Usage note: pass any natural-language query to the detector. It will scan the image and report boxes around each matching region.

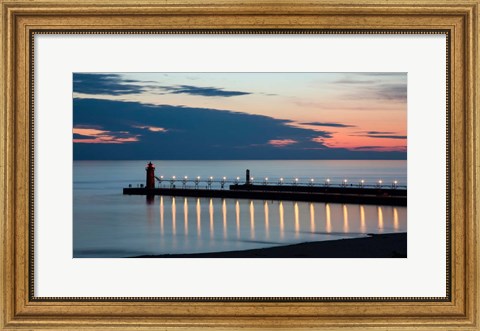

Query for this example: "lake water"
[73,160,407,258]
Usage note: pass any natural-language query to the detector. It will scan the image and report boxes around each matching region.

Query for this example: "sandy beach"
[134,232,407,258]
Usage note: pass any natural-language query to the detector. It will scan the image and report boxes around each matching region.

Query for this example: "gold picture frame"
[1,0,478,329]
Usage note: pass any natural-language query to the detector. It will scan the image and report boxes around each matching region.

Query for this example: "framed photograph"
[74,72,408,259]
[1,0,478,330]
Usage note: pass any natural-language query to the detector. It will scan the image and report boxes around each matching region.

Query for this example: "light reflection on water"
[343,204,349,233]
[250,200,255,239]
[74,195,407,257]
[326,203,332,233]
[196,198,201,237]
[265,201,270,238]
[160,196,164,235]
[378,206,384,233]
[184,198,188,235]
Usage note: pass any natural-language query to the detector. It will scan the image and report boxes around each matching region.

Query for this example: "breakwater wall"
[123,185,406,206]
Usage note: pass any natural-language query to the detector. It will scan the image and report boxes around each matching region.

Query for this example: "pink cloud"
[73,127,139,144]
[267,139,298,147]
[74,128,108,136]
[311,137,325,144]
[133,125,167,132]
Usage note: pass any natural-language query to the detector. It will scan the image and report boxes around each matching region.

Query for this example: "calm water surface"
[73,160,407,258]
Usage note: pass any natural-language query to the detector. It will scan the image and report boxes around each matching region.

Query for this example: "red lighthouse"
[145,162,155,189]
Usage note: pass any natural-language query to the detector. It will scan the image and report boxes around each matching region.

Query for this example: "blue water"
[73,160,407,257]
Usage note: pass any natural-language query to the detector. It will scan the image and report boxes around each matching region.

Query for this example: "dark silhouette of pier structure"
[123,163,407,206]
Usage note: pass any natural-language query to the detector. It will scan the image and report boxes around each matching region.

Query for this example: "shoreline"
[133,232,407,258]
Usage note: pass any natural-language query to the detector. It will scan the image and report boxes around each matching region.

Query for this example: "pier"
[122,163,407,206]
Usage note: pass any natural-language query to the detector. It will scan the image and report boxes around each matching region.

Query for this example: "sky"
[73,72,407,160]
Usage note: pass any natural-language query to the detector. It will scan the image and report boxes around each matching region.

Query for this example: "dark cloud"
[341,83,407,102]
[73,98,407,160]
[376,84,407,101]
[293,100,393,111]
[353,131,407,140]
[352,145,407,152]
[74,124,103,130]
[73,73,253,98]
[260,92,278,96]
[366,131,395,134]
[73,74,147,95]
[334,79,378,85]
[161,85,251,97]
[352,146,384,150]
[333,73,407,102]
[335,73,406,82]
[73,133,89,140]
[366,134,407,140]
[301,122,355,128]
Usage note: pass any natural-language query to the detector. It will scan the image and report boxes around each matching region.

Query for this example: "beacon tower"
[145,162,155,189]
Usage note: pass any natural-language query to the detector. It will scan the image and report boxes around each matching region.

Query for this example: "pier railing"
[127,176,407,190]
